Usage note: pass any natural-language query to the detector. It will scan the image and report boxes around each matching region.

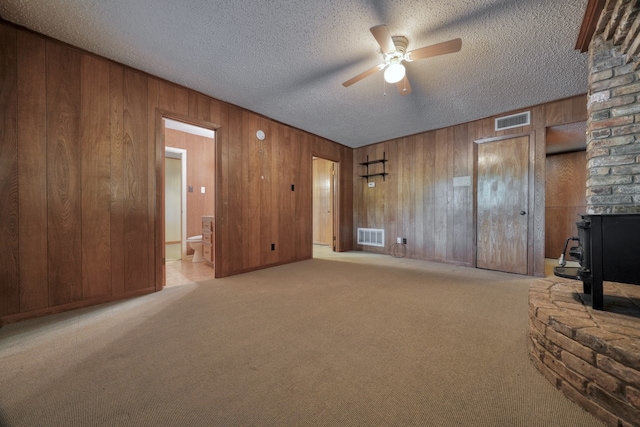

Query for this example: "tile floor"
[165,244,332,288]
[544,257,579,278]
[165,258,214,287]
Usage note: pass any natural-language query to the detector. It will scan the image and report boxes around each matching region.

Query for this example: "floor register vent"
[495,111,530,131]
[357,228,385,247]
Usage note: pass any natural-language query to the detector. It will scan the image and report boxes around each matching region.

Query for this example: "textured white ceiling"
[0,0,590,148]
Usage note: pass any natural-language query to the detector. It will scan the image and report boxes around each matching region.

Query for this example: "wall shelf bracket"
[359,152,388,182]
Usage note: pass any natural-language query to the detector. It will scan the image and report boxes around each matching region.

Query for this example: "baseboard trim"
[0,287,156,326]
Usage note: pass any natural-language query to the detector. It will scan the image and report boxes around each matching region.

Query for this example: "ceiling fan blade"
[370,24,396,54]
[396,75,412,96]
[407,38,462,61]
[342,64,385,87]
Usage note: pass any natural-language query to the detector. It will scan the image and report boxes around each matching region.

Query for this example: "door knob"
[520,210,526,215]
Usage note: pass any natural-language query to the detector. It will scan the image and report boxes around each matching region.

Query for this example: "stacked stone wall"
[528,279,640,427]
[587,35,640,214]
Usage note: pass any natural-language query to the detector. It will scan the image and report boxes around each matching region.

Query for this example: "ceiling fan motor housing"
[392,36,408,54]
[385,36,409,65]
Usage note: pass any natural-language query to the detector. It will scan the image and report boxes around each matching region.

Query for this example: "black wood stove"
[554,214,640,310]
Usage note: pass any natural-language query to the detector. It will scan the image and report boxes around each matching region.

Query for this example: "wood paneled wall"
[0,24,19,316]
[354,95,587,276]
[0,23,353,323]
[164,128,215,243]
[545,151,587,259]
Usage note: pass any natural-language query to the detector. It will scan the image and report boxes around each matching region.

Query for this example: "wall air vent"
[495,111,530,131]
[357,228,385,247]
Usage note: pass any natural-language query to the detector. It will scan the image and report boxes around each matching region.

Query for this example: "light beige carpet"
[0,248,604,426]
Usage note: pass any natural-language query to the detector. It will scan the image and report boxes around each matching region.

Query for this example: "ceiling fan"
[342,25,462,96]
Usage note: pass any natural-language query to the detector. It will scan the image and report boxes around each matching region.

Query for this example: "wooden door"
[313,158,334,246]
[477,136,529,274]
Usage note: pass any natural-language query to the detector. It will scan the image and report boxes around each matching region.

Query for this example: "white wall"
[165,157,182,242]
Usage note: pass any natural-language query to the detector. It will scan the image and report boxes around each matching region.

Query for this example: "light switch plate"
[368,182,375,188]
[201,187,206,193]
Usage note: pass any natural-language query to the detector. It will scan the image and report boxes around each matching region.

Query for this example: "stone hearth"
[528,278,640,426]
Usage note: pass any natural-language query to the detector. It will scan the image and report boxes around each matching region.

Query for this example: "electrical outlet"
[396,237,401,244]
[402,238,407,244]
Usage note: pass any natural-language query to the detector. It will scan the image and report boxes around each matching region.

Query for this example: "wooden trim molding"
[155,109,221,289]
[157,109,222,131]
[474,131,532,145]
[575,0,606,52]
[0,287,156,325]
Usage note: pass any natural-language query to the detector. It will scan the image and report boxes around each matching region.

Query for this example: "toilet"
[186,235,204,263]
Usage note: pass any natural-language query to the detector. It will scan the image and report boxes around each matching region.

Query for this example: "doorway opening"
[544,121,587,276]
[160,116,217,287]
[312,156,338,255]
[165,147,187,262]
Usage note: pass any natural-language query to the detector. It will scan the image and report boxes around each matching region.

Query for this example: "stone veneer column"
[587,34,640,214]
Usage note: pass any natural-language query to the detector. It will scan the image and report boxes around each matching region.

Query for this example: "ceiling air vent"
[495,111,530,131]
[357,228,385,247]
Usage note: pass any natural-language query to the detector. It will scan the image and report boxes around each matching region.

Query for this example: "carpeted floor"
[0,248,604,426]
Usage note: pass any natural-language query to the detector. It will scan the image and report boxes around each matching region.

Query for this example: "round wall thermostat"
[256,130,265,140]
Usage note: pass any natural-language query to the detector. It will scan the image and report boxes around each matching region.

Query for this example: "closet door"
[477,136,529,274]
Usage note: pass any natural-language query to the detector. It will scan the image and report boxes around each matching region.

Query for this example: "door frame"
[474,131,536,275]
[311,153,339,252]
[154,110,221,290]
[543,121,587,260]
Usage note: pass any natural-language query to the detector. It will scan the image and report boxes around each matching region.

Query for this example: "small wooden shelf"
[359,172,388,179]
[360,152,388,182]
[359,158,387,166]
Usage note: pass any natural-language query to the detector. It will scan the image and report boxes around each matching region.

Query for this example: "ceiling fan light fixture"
[342,25,461,94]
[384,62,405,84]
